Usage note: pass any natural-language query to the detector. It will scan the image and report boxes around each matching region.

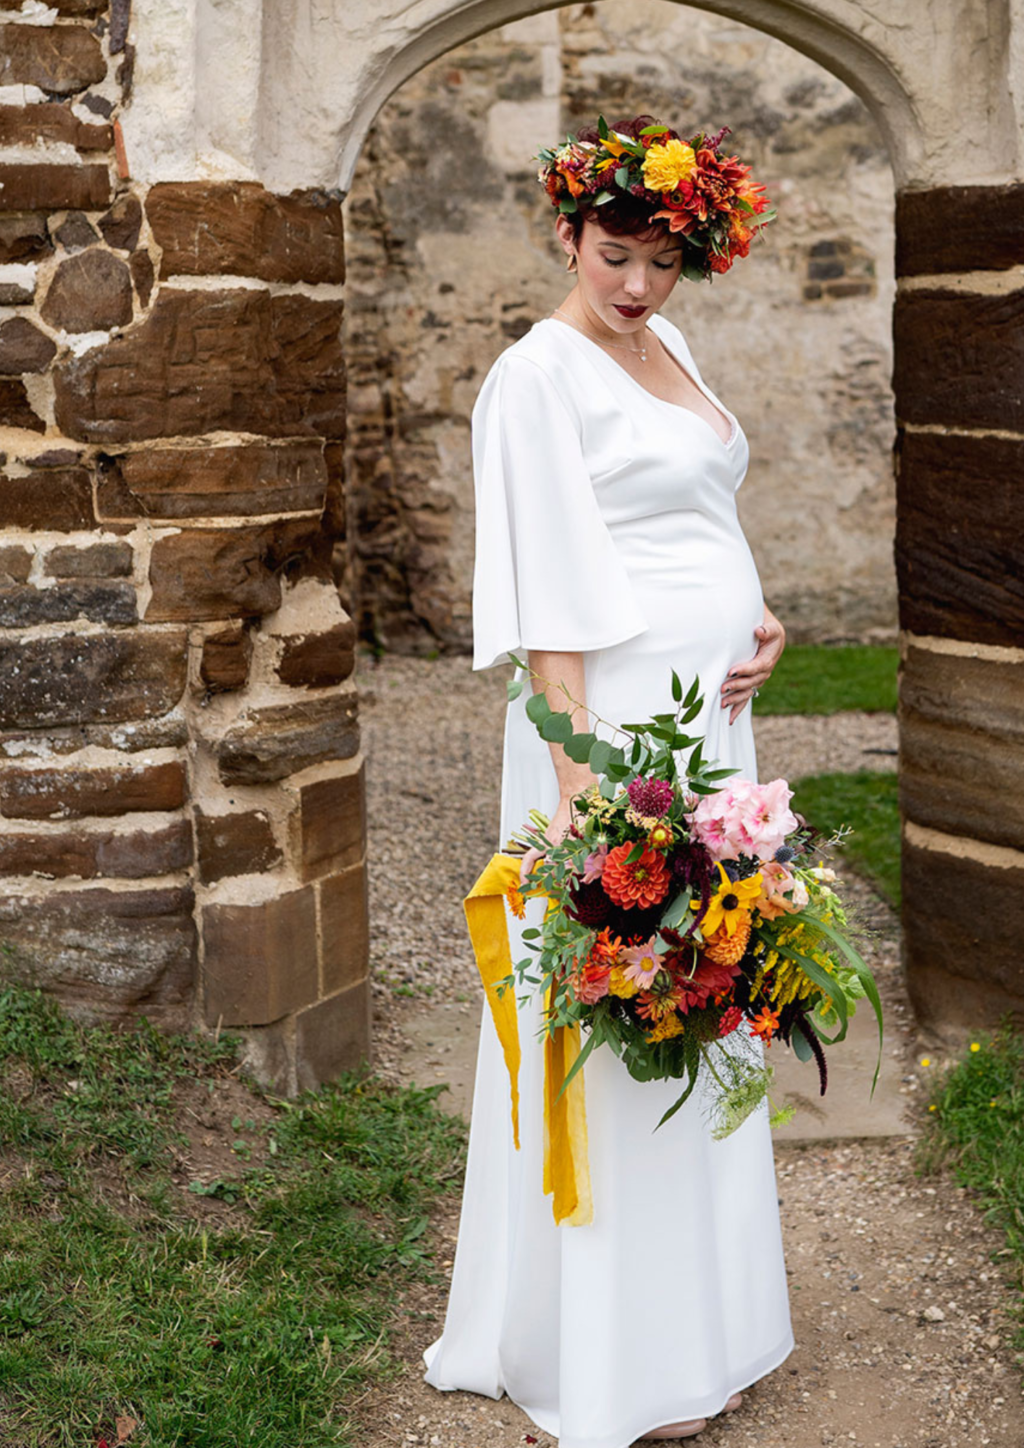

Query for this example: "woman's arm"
[518,648,595,884]
[719,603,787,724]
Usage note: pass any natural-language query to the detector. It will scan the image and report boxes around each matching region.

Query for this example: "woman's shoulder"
[474,320,585,418]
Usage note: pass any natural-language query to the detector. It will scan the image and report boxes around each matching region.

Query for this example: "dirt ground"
[352,655,1024,1448]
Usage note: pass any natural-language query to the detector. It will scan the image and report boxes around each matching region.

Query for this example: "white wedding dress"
[423,311,794,1448]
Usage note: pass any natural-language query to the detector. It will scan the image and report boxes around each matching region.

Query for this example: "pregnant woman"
[423,114,793,1446]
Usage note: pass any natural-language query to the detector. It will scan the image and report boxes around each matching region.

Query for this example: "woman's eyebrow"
[598,241,683,258]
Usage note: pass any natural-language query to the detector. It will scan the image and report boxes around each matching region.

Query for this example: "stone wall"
[0,1,369,1092]
[341,0,897,654]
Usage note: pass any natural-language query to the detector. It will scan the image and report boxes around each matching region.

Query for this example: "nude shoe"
[636,1420,707,1441]
[724,1392,743,1411]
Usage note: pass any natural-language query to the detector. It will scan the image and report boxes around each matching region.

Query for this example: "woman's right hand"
[519,794,576,885]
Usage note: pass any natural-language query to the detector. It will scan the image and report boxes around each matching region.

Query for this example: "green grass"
[0,983,466,1447]
[916,1025,1024,1354]
[753,643,898,716]
[791,770,901,907]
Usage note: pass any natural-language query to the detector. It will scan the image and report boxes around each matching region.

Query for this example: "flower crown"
[534,116,775,281]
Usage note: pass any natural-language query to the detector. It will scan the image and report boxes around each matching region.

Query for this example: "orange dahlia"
[602,843,670,910]
[703,914,751,965]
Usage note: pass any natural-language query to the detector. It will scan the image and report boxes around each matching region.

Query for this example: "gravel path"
[354,653,1024,1448]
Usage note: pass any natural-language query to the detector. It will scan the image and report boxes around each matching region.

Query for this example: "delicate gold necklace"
[551,306,649,363]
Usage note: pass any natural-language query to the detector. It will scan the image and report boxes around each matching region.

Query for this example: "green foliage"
[753,644,898,716]
[916,1024,1024,1354]
[791,771,901,907]
[0,984,465,1447]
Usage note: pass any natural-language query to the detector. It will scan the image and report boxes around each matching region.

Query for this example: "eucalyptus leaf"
[671,670,683,702]
[589,739,614,774]
[615,165,631,189]
[525,693,552,725]
[540,712,573,743]
[563,731,597,763]
[506,678,524,701]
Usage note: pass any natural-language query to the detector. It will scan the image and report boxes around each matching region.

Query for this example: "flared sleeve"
[471,352,648,671]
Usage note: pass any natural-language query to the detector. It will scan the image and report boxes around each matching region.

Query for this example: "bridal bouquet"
[501,662,883,1138]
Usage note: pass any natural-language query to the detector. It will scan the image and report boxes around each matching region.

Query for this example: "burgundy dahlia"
[627,776,674,819]
[566,878,612,928]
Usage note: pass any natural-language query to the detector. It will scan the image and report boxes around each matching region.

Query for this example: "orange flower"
[505,883,526,920]
[602,843,670,910]
[589,928,623,967]
[749,1004,780,1044]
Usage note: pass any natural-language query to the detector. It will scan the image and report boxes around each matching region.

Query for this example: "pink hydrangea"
[688,777,798,863]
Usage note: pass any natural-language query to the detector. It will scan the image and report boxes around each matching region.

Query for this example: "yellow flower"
[608,965,640,999]
[970,1042,980,1053]
[928,1104,937,1112]
[701,862,763,938]
[505,883,526,920]
[642,139,697,193]
[645,1013,686,1044]
[920,1057,931,1067]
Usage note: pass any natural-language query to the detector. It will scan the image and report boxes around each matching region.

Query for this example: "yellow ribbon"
[463,853,593,1226]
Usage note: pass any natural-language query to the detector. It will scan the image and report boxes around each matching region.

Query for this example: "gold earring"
[566,252,577,272]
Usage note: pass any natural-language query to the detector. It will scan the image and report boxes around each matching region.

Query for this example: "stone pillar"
[0,4,369,1091]
[894,183,1024,1034]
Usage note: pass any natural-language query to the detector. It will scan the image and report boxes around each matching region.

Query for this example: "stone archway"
[0,1,1020,1095]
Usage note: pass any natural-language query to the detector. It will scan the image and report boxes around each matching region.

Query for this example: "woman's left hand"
[720,606,786,724]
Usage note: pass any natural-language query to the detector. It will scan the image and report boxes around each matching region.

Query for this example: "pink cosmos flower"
[582,843,609,884]
[620,937,666,990]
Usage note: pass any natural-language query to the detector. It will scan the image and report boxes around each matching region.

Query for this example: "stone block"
[277,621,356,690]
[0,318,57,374]
[0,820,192,879]
[51,0,108,12]
[41,249,133,333]
[0,466,93,530]
[0,629,187,728]
[44,541,133,578]
[299,766,365,879]
[894,288,1024,432]
[145,181,345,284]
[129,249,153,306]
[0,883,196,1025]
[294,980,372,1093]
[145,518,320,623]
[53,289,346,442]
[0,546,32,582]
[195,808,282,885]
[896,184,1024,277]
[199,622,252,693]
[0,582,136,627]
[319,863,369,994]
[0,103,111,153]
[0,164,110,213]
[895,430,1024,647]
[96,443,328,521]
[54,211,99,251]
[0,379,44,432]
[98,194,141,251]
[216,693,359,786]
[0,760,187,819]
[0,23,106,95]
[202,887,318,1026]
[900,645,1024,852]
[903,834,1024,1031]
[0,212,51,264]
[0,281,34,305]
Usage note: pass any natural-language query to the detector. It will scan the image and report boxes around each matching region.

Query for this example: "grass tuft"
[754,643,897,716]
[791,770,901,907]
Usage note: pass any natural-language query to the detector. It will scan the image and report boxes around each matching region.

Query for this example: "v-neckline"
[541,314,738,449]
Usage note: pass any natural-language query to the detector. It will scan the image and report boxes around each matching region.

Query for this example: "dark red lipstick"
[614,304,647,318]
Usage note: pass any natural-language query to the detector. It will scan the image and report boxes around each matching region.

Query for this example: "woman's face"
[556,215,684,335]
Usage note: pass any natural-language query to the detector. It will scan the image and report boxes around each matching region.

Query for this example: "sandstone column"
[894,184,1024,1032]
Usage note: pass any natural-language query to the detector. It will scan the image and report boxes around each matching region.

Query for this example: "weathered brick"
[0,820,191,879]
[298,766,365,879]
[0,467,93,530]
[294,980,372,1092]
[199,622,252,693]
[98,194,141,251]
[319,863,369,994]
[203,887,318,1027]
[0,630,187,728]
[0,103,112,153]
[903,836,1024,1031]
[96,443,328,521]
[0,212,50,265]
[216,693,359,786]
[0,317,56,374]
[896,184,1024,277]
[0,582,136,627]
[0,23,106,94]
[0,884,196,1025]
[146,181,345,284]
[146,518,320,623]
[41,249,133,333]
[54,289,346,442]
[0,545,32,583]
[894,288,1024,432]
[195,809,282,885]
[0,760,187,819]
[0,164,110,213]
[895,430,1024,647]
[0,379,44,431]
[277,621,356,689]
[44,541,133,578]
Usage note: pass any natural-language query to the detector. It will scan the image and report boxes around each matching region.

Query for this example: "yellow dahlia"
[642,139,697,193]
[645,1013,686,1044]
[703,915,751,966]
[608,965,640,999]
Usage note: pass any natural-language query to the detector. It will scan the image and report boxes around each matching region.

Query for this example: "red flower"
[718,1005,743,1037]
[602,843,670,910]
